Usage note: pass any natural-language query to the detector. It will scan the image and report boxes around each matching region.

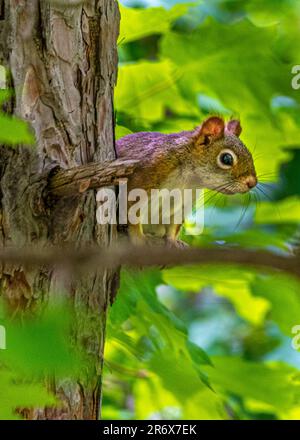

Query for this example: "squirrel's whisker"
[234,193,251,231]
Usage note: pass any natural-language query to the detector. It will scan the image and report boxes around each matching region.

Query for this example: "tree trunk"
[0,0,120,419]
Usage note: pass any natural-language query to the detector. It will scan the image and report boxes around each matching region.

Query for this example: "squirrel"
[116,116,257,247]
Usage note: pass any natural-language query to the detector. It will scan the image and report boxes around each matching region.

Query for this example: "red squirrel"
[116,116,257,246]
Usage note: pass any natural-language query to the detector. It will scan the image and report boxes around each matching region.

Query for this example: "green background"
[104,0,300,420]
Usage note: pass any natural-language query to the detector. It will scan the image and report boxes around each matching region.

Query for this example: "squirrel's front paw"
[164,237,189,249]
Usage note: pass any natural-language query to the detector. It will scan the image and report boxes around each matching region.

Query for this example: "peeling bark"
[0,0,120,419]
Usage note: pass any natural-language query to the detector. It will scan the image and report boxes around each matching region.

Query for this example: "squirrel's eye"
[217,150,237,169]
[221,153,233,166]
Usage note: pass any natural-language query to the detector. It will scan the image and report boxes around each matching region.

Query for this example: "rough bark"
[0,0,120,419]
[49,158,138,197]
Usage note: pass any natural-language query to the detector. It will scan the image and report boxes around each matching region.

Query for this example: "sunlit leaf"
[251,274,300,336]
[203,356,300,417]
[115,59,200,126]
[163,265,270,325]
[119,4,193,43]
[255,196,300,224]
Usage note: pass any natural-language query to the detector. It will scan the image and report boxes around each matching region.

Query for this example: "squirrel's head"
[192,116,257,194]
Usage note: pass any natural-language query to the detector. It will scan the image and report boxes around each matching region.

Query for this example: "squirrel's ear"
[226,120,242,137]
[195,116,225,145]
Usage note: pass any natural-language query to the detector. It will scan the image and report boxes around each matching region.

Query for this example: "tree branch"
[0,244,299,278]
[48,159,139,197]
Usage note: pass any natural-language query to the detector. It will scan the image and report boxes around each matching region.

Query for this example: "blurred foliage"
[103,0,300,420]
[0,90,35,146]
[0,300,85,419]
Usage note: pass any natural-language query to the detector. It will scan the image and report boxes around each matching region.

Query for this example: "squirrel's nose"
[245,175,257,189]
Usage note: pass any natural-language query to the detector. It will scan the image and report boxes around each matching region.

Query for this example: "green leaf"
[115,59,200,126]
[0,114,35,146]
[0,90,11,105]
[0,370,56,420]
[250,274,300,336]
[0,88,34,146]
[163,265,270,325]
[115,124,133,139]
[119,4,193,44]
[106,269,216,417]
[134,372,226,419]
[255,196,300,224]
[1,302,82,377]
[203,356,300,417]
[160,18,300,176]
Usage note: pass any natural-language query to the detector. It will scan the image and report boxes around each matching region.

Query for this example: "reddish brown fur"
[116,117,257,245]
